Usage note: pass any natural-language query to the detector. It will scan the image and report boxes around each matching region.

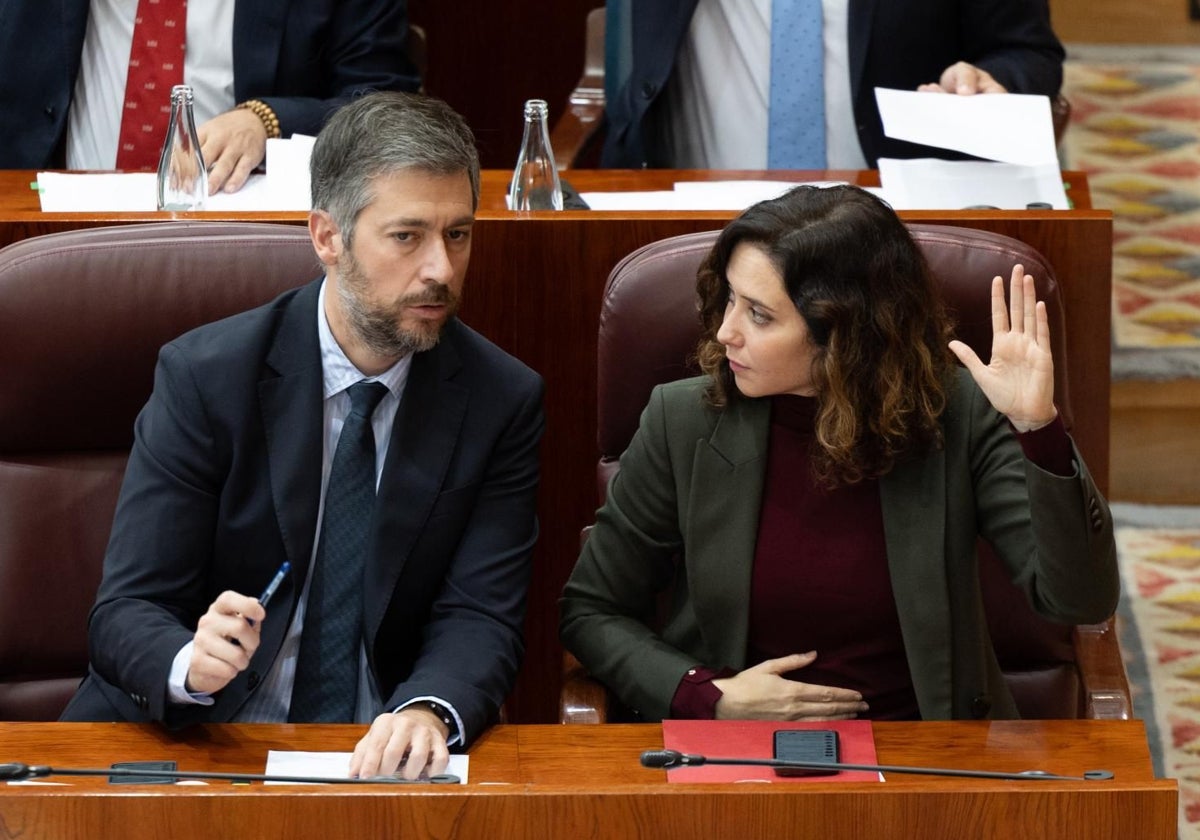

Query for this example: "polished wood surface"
[1111,378,1200,504]
[0,721,1176,839]
[0,170,1113,726]
[1050,0,1200,45]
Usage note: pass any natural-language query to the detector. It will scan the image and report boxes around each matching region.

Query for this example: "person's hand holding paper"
[917,61,1007,95]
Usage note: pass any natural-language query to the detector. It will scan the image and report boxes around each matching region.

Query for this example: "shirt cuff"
[396,696,464,747]
[670,666,734,719]
[167,641,215,706]
[1014,412,1074,477]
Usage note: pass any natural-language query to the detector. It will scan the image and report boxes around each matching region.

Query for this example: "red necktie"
[115,0,188,171]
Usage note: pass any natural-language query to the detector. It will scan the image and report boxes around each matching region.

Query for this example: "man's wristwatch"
[424,701,456,735]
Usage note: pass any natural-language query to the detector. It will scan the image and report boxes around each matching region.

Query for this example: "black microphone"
[638,749,1114,782]
[0,762,460,785]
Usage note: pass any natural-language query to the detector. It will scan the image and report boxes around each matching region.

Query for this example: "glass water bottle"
[509,99,563,211]
[156,85,208,211]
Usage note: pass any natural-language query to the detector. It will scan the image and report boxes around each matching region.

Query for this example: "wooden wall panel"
[1052,0,1200,44]
[408,2,599,169]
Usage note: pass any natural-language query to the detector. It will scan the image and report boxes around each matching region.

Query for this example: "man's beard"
[336,250,460,358]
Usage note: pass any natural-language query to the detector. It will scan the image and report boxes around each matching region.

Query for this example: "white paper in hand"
[874,88,1058,166]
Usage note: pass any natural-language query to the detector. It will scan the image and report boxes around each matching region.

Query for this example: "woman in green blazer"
[560,185,1118,723]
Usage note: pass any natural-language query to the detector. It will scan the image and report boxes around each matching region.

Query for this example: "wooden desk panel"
[0,721,1176,839]
[0,171,1113,726]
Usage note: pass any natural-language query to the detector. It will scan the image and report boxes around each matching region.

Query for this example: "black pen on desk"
[246,561,290,628]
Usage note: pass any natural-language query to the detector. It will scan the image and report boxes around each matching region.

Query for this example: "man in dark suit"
[60,92,544,781]
[603,0,1065,168]
[0,0,419,192]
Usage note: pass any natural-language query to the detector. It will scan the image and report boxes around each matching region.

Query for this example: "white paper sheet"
[264,750,469,785]
[263,134,316,210]
[36,172,158,212]
[575,190,682,211]
[874,88,1058,166]
[876,158,1069,210]
[579,179,846,212]
[34,172,285,212]
[34,135,316,212]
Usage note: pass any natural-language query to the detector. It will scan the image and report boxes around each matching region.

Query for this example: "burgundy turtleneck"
[670,394,1074,721]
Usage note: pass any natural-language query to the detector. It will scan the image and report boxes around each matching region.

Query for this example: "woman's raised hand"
[948,265,1057,432]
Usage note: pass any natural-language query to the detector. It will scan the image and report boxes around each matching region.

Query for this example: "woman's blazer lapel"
[684,398,769,669]
[879,449,954,717]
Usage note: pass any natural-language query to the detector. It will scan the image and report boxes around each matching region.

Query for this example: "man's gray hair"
[310,92,480,244]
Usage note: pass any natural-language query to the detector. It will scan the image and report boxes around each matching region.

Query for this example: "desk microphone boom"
[0,762,459,785]
[638,750,1114,782]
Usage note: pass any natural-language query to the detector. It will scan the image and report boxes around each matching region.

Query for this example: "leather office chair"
[549,6,1072,170]
[0,221,318,720]
[560,224,1130,724]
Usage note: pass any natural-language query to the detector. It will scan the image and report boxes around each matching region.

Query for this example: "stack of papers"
[874,88,1068,210]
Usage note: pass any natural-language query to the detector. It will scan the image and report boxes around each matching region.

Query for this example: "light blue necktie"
[768,0,826,169]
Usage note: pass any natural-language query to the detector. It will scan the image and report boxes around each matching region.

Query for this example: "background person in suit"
[60,92,545,781]
[0,0,419,193]
[560,185,1116,723]
[602,0,1065,169]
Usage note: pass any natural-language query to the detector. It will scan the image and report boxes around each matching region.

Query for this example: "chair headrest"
[0,222,318,452]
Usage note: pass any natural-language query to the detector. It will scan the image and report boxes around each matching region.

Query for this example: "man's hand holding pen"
[186,590,265,695]
[185,562,290,695]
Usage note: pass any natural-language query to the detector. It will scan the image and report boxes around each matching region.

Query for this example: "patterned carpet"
[1114,503,1200,837]
[1062,51,1200,377]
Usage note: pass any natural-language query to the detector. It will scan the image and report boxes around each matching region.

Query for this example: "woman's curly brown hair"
[696,185,955,487]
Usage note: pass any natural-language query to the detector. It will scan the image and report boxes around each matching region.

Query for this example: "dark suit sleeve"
[241,0,421,139]
[86,343,228,723]
[958,0,1064,96]
[380,374,545,744]
[559,385,699,721]
[964,379,1119,624]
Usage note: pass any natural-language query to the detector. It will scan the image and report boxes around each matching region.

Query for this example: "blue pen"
[244,562,291,630]
[258,561,291,608]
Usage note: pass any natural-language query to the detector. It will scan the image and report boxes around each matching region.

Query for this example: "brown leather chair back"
[596,225,1083,718]
[0,221,318,720]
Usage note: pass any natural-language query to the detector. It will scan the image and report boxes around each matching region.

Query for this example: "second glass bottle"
[510,99,563,211]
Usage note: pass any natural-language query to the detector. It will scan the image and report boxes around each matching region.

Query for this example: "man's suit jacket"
[0,0,419,168]
[60,279,544,744]
[560,372,1118,722]
[601,0,1066,168]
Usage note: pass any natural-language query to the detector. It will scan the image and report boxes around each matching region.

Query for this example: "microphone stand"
[0,762,460,785]
[639,750,1114,782]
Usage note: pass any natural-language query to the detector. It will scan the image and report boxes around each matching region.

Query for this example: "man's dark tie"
[289,380,390,723]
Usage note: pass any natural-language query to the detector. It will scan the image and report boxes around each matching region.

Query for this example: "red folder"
[660,719,880,783]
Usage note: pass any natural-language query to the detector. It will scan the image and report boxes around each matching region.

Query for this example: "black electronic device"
[772,729,840,777]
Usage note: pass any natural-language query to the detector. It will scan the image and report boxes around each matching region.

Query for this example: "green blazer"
[560,370,1118,721]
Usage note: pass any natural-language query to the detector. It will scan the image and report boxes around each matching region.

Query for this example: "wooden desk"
[0,721,1174,839]
[0,170,1114,725]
